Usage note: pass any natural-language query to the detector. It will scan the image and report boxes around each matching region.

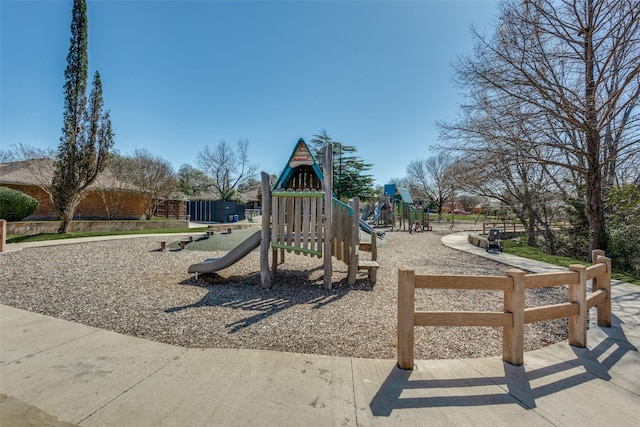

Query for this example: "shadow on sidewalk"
[370,317,637,416]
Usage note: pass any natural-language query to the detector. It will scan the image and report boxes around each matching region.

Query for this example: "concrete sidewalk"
[1,233,639,426]
[1,221,252,253]
[441,232,569,274]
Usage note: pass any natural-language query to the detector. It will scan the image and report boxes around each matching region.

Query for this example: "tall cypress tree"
[52,0,114,233]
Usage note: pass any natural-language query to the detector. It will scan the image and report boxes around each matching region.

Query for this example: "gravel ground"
[0,224,567,360]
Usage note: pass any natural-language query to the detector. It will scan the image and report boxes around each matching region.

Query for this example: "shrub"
[607,224,640,275]
[606,184,640,274]
[0,187,40,221]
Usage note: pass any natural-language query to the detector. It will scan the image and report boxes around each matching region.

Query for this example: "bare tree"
[96,155,135,219]
[440,0,640,255]
[0,150,14,163]
[455,146,566,250]
[457,194,480,214]
[197,139,258,202]
[6,144,57,203]
[406,153,455,218]
[124,149,178,220]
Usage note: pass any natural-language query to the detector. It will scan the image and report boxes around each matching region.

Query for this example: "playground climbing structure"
[260,139,379,290]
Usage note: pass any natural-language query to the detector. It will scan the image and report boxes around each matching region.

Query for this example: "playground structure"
[261,140,380,290]
[188,139,381,290]
[362,197,393,228]
[364,184,431,233]
[188,230,262,274]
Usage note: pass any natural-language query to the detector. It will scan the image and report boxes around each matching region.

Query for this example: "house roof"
[243,189,259,202]
[272,138,323,190]
[0,159,55,186]
[0,158,136,191]
[395,188,413,204]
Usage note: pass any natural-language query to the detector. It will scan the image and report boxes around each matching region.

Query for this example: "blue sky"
[1,0,499,186]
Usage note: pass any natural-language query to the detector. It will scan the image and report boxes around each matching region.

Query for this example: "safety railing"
[397,250,611,369]
[482,222,527,234]
[271,189,324,257]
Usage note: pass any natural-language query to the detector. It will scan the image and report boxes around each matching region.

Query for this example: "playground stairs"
[357,236,380,284]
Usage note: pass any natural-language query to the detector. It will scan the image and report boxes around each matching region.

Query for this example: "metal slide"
[370,204,383,222]
[187,230,262,274]
[359,219,386,238]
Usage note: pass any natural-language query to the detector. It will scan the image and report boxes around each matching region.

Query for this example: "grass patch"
[502,240,588,267]
[503,240,640,286]
[6,228,207,244]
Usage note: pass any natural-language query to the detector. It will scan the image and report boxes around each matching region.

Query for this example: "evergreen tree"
[308,129,334,169]
[52,0,114,233]
[309,130,375,201]
[177,164,214,197]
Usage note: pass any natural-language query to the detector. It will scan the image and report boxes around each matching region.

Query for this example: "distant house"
[0,159,184,220]
[243,189,260,211]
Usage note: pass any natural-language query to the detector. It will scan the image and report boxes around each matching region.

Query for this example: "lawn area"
[502,240,640,286]
[6,227,207,244]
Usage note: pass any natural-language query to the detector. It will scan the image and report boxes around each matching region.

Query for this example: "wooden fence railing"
[397,250,611,369]
[482,222,527,234]
[481,222,567,235]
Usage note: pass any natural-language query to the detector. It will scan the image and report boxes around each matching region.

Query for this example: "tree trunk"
[543,224,558,255]
[526,210,536,247]
[585,161,607,255]
[583,0,607,258]
[57,208,75,233]
[56,194,83,233]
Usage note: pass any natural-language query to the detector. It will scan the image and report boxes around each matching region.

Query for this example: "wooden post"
[397,267,415,370]
[260,172,272,288]
[323,144,333,290]
[592,249,611,327]
[568,264,587,347]
[348,198,359,286]
[272,248,278,275]
[369,231,378,283]
[0,219,6,253]
[503,269,525,365]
